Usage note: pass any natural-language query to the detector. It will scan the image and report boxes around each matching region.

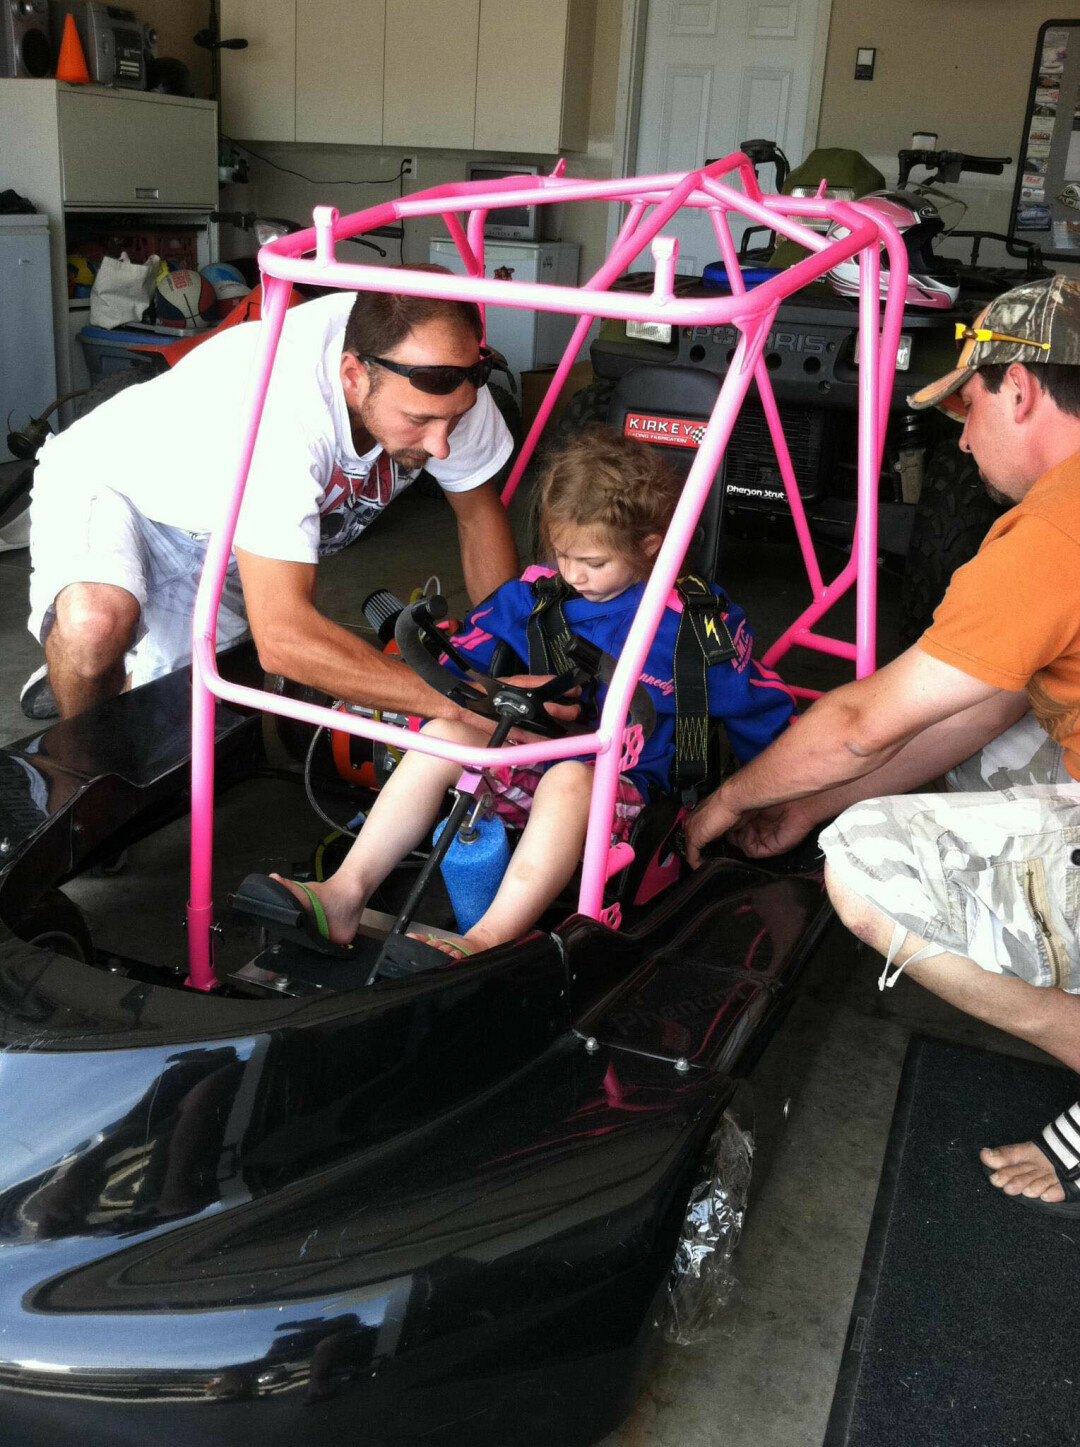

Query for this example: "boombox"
[0,0,51,78]
[48,1,146,87]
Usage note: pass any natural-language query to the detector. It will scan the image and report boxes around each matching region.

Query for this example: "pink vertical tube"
[854,242,880,678]
[186,274,293,989]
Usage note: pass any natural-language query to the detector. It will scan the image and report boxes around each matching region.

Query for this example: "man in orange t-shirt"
[685,274,1080,1219]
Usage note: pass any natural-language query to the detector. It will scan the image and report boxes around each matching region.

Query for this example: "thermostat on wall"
[855,47,876,80]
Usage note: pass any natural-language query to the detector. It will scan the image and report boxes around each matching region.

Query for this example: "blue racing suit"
[447,571,795,799]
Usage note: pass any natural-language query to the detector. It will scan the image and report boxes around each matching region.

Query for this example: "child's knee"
[420,716,477,744]
[538,760,593,802]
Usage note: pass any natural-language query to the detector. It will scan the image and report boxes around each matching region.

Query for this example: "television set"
[465,162,544,241]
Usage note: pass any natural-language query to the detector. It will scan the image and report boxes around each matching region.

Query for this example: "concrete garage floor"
[0,473,1047,1447]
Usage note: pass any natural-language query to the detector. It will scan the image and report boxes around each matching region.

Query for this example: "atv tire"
[555,379,615,439]
[899,440,1006,648]
[16,888,95,963]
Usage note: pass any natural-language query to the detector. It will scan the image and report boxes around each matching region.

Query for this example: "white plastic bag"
[90,251,160,328]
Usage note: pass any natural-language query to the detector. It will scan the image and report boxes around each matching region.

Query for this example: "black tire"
[899,441,1007,647]
[555,378,615,440]
[0,463,34,530]
[15,888,94,963]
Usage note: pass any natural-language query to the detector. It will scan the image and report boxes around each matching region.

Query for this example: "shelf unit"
[0,81,218,420]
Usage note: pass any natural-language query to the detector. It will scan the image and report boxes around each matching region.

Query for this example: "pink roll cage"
[186,153,907,991]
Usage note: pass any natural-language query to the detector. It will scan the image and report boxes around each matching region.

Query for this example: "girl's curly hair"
[535,425,681,574]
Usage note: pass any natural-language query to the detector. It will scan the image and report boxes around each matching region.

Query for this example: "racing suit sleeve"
[441,580,532,679]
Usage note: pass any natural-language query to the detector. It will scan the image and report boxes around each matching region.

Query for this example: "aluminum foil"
[664,1110,754,1346]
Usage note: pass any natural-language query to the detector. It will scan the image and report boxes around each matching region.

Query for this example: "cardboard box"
[520,360,594,436]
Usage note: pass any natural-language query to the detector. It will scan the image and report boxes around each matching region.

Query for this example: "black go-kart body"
[564,264,1022,642]
[0,641,831,1445]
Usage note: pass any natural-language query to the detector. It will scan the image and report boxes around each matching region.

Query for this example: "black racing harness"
[525,572,736,803]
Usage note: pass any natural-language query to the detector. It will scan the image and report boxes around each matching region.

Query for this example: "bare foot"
[979,1140,1065,1204]
[270,873,365,947]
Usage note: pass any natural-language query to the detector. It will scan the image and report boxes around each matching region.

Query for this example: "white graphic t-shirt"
[36,292,513,563]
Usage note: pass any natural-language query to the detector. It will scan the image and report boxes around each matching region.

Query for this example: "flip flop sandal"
[231,873,358,959]
[993,1101,1080,1219]
[377,933,474,979]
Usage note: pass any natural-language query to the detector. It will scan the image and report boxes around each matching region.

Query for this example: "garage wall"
[817,0,1080,258]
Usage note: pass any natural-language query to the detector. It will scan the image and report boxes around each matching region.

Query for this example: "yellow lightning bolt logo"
[704,616,718,642]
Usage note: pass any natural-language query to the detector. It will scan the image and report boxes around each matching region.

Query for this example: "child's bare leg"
[460,761,593,954]
[273,717,490,944]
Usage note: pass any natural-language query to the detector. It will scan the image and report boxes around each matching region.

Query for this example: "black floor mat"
[824,1034,1080,1447]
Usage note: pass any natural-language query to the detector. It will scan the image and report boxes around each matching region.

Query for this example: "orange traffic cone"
[56,13,91,84]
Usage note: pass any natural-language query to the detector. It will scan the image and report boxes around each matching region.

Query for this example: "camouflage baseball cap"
[908,273,1080,420]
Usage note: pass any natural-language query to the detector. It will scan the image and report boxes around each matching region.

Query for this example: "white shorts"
[28,484,249,688]
[820,713,1080,992]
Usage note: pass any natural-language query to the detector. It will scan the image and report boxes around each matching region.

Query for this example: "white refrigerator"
[428,239,580,391]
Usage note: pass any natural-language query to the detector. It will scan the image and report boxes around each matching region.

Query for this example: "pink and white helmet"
[826,191,960,310]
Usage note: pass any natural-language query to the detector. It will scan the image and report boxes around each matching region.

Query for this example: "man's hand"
[728,800,816,859]
[498,673,581,741]
[684,787,743,868]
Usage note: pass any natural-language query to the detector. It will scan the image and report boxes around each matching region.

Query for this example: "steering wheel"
[394,597,656,742]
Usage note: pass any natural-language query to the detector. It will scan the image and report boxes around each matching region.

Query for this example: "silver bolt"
[584,1036,599,1054]
[675,1057,690,1074]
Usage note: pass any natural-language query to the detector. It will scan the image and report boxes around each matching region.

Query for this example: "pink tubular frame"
[186,156,907,990]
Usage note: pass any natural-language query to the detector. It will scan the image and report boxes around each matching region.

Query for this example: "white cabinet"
[383,0,478,149]
[0,82,217,420]
[57,89,217,208]
[296,0,384,145]
[220,0,295,144]
[221,0,594,153]
[223,0,384,146]
[474,0,591,155]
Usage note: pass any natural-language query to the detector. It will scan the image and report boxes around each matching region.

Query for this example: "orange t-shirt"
[919,449,1080,780]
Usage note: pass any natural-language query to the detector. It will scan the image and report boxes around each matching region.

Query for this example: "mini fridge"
[1,214,56,461]
[0,213,56,551]
[428,239,580,391]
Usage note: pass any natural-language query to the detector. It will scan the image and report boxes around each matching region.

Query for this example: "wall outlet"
[401,155,416,181]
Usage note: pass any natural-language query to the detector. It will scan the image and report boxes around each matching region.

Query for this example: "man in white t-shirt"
[25,278,518,721]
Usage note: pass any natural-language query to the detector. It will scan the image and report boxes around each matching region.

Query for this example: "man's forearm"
[720,692,903,813]
[458,512,518,604]
[260,605,466,719]
[764,688,1032,826]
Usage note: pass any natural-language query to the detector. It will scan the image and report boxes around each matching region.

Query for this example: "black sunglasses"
[360,345,499,395]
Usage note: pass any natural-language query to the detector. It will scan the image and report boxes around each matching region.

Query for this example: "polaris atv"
[558,142,1049,646]
[0,158,903,1445]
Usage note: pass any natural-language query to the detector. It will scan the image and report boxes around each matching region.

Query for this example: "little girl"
[269,426,795,959]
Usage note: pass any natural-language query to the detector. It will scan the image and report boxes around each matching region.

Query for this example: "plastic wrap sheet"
[664,1109,754,1346]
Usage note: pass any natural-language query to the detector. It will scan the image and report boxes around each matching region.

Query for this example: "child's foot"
[406,924,502,962]
[270,873,365,947]
[407,932,473,962]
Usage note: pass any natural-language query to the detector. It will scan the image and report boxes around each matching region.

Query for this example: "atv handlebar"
[897,148,1012,187]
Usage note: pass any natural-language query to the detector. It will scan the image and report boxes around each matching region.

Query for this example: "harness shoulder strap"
[671,575,737,803]
[526,574,579,675]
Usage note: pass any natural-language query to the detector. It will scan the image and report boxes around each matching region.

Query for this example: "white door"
[631,0,831,272]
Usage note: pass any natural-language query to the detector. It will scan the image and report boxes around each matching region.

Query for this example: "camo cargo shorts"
[819,712,1080,992]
